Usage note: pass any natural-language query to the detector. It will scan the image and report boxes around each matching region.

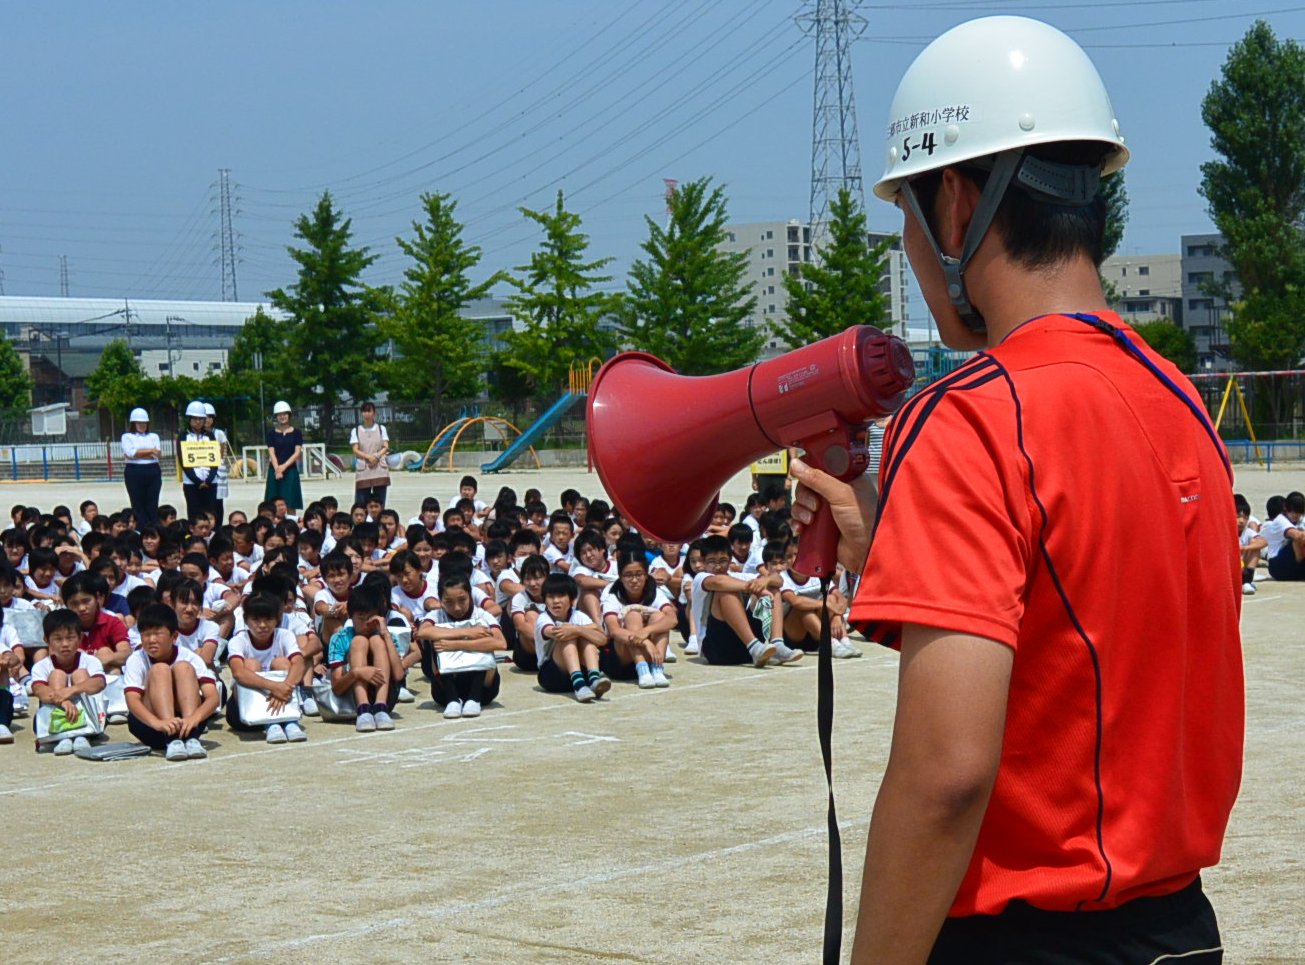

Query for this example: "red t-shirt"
[852,312,1244,916]
[80,609,129,655]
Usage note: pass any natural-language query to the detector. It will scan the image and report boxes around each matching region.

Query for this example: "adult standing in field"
[121,406,162,528]
[265,400,304,513]
[180,400,220,524]
[350,401,390,508]
[791,17,1242,964]
[204,402,231,525]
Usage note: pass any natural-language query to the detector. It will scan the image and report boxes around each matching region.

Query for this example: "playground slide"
[481,391,584,473]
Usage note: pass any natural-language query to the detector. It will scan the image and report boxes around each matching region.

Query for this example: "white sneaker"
[373,710,395,730]
[651,666,671,688]
[299,688,319,716]
[12,692,29,717]
[771,640,804,664]
[184,737,207,759]
[663,647,677,663]
[396,685,415,703]
[355,712,376,733]
[1242,582,1256,596]
[0,724,13,744]
[443,700,463,719]
[460,699,481,718]
[284,721,307,742]
[747,639,777,668]
[53,737,74,755]
[107,712,127,725]
[683,635,700,656]
[637,668,656,689]
[265,724,287,744]
[573,685,596,703]
[72,736,91,753]
[165,739,187,762]
[831,639,861,659]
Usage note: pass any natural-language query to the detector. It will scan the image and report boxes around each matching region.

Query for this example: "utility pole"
[59,255,70,297]
[0,244,6,295]
[217,168,239,301]
[799,0,867,248]
[165,315,184,375]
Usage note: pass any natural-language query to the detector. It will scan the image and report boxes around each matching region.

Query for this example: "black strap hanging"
[818,574,843,964]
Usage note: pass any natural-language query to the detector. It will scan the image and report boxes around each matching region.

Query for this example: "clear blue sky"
[3,0,1303,318]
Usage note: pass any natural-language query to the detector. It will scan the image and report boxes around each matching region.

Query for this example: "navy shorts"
[128,711,206,751]
[1268,545,1305,581]
[598,645,638,681]
[536,658,572,693]
[702,613,763,665]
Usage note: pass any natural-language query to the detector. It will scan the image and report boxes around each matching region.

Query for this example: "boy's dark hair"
[182,536,208,555]
[446,530,477,555]
[127,585,157,616]
[548,511,573,532]
[242,593,283,622]
[762,539,788,566]
[330,512,353,530]
[206,535,234,560]
[232,522,255,544]
[524,500,547,518]
[572,529,605,556]
[439,552,473,579]
[719,502,737,522]
[459,474,477,491]
[559,488,581,509]
[350,502,368,516]
[273,520,299,543]
[81,532,108,559]
[420,496,441,514]
[43,608,82,640]
[60,571,97,602]
[761,481,787,504]
[297,528,324,551]
[379,508,400,526]
[28,547,58,572]
[759,511,792,543]
[1266,495,1285,519]
[1233,493,1251,517]
[266,543,300,569]
[320,551,353,576]
[257,500,276,517]
[251,572,294,602]
[485,520,512,542]
[89,556,120,582]
[454,497,477,515]
[157,541,182,562]
[442,507,464,528]
[519,554,549,581]
[728,523,753,546]
[172,578,205,606]
[437,570,473,597]
[744,492,763,511]
[346,584,387,619]
[701,535,731,557]
[137,603,179,634]
[542,572,579,601]
[509,529,541,554]
[1287,493,1305,515]
[913,141,1112,271]
[155,569,187,600]
[181,551,210,574]
[320,495,339,513]
[20,506,41,526]
[0,565,18,588]
[484,538,509,562]
[158,504,178,521]
[429,533,450,554]
[250,517,274,541]
[354,521,380,544]
[79,499,97,515]
[389,550,422,576]
[615,532,646,558]
[360,570,391,598]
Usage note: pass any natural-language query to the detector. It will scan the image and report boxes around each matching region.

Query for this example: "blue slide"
[481,392,584,473]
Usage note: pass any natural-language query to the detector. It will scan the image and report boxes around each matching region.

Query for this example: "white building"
[1101,253,1182,325]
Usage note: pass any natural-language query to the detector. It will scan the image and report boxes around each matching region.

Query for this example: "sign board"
[179,440,222,469]
[751,450,788,475]
[28,403,68,437]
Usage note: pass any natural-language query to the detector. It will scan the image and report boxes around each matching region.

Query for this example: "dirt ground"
[1,466,1302,963]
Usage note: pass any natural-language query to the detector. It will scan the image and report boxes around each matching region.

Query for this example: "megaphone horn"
[588,325,914,578]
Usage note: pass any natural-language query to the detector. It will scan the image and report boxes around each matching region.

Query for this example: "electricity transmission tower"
[799,0,867,245]
[59,255,70,297]
[216,168,240,301]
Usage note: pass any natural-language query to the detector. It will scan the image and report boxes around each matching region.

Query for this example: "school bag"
[33,693,107,747]
[311,678,357,722]
[233,669,302,727]
[75,741,153,761]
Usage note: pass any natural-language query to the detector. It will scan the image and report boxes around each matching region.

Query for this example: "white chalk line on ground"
[1,657,872,798]
[197,815,868,962]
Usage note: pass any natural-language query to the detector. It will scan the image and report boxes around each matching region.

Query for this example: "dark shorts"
[128,711,206,751]
[929,877,1222,964]
[702,613,762,665]
[434,668,501,705]
[537,658,572,694]
[509,617,539,672]
[598,645,638,681]
[1268,545,1305,581]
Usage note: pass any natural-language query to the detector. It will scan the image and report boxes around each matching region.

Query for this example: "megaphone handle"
[794,502,840,580]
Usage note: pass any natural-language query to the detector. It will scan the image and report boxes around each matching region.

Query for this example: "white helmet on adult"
[203,402,216,417]
[185,400,207,419]
[874,17,1128,329]
[273,400,291,415]
[128,407,149,424]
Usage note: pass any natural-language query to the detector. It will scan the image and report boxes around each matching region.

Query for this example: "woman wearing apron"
[350,401,391,508]
[121,406,162,528]
[265,400,304,512]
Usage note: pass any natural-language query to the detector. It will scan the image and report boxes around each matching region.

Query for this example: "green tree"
[779,187,894,348]
[1200,20,1305,370]
[621,177,763,373]
[0,337,34,412]
[502,190,619,397]
[1133,319,1198,374]
[266,191,387,444]
[386,192,503,404]
[84,339,146,418]
[1099,171,1129,304]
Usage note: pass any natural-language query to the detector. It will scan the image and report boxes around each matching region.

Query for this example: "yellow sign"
[751,450,788,474]
[180,440,221,469]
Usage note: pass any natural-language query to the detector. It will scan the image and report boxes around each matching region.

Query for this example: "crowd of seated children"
[1258,491,1305,584]
[0,471,914,755]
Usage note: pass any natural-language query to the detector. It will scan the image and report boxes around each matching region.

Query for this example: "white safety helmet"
[273,400,292,415]
[874,16,1127,201]
[203,402,216,417]
[128,407,149,424]
[185,400,207,419]
[874,17,1129,332]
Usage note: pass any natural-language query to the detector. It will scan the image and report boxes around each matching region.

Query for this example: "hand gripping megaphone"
[587,325,915,579]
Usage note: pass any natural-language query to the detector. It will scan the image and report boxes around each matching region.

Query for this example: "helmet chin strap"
[898,148,1025,333]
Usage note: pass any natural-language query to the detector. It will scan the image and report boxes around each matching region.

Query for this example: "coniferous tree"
[622,177,763,374]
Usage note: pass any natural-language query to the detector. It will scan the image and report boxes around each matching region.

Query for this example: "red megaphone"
[587,326,914,579]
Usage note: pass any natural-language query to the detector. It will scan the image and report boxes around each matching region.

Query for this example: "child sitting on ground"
[171,578,223,670]
[543,512,574,574]
[508,554,550,671]
[388,549,438,626]
[123,603,219,761]
[535,572,610,703]
[226,592,306,744]
[0,608,25,742]
[415,572,504,720]
[694,535,799,668]
[24,548,60,608]
[601,550,677,689]
[773,541,861,658]
[30,609,107,755]
[59,572,131,672]
[570,529,618,624]
[327,585,401,733]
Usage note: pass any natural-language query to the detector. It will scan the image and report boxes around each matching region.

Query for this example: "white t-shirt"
[689,571,715,636]
[494,567,519,606]
[510,590,548,618]
[121,431,162,465]
[31,651,106,687]
[349,424,389,446]
[226,627,301,672]
[392,579,438,618]
[534,608,595,665]
[780,570,822,614]
[572,558,618,588]
[123,645,214,695]
[428,607,497,631]
[1261,513,1297,561]
[177,618,222,656]
[600,586,674,623]
[543,543,572,572]
[0,623,20,655]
